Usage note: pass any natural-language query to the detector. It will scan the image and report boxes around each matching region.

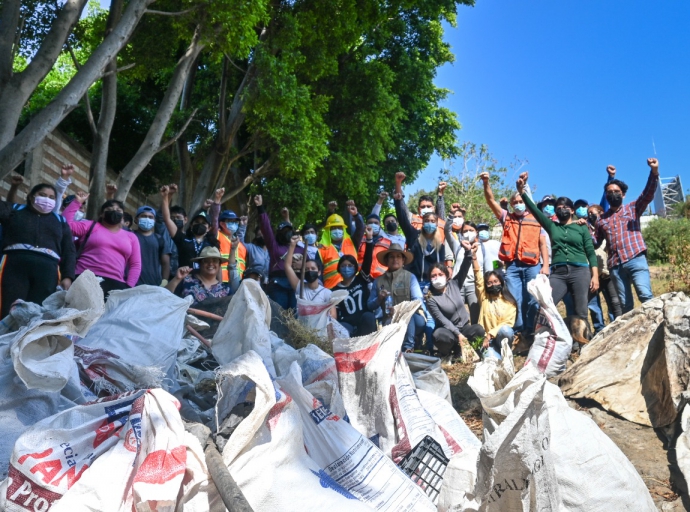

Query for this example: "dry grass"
[278,308,334,355]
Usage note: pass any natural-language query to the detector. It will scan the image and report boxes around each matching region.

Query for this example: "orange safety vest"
[498,213,541,265]
[358,237,391,279]
[319,238,357,289]
[411,215,446,244]
[219,232,247,282]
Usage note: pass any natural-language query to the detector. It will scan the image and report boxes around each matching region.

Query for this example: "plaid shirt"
[596,172,658,268]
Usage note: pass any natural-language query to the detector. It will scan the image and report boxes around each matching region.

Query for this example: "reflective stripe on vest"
[319,238,356,289]
[499,213,541,265]
[357,237,390,279]
[219,233,247,281]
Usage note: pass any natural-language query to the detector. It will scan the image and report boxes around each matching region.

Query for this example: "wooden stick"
[186,324,212,348]
[188,308,224,322]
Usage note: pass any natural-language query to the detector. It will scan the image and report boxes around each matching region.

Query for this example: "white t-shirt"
[296,283,332,302]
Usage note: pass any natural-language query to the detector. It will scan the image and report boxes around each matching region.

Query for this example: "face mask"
[513,203,526,215]
[367,223,380,236]
[431,276,447,289]
[191,223,208,236]
[588,213,598,225]
[462,231,476,243]
[606,192,623,208]
[423,222,437,234]
[452,217,464,228]
[542,205,555,216]
[304,233,317,245]
[34,196,55,214]
[555,208,571,222]
[225,222,239,233]
[331,228,344,241]
[278,230,293,245]
[138,218,155,231]
[174,219,184,230]
[74,210,86,221]
[487,284,502,295]
[478,230,490,242]
[103,210,123,226]
[340,266,356,279]
[575,207,588,219]
[254,235,265,247]
[304,270,320,283]
[385,220,397,233]
[420,206,433,216]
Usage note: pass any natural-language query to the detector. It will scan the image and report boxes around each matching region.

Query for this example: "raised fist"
[379,191,389,201]
[203,199,213,210]
[328,201,338,212]
[395,172,406,184]
[290,235,300,246]
[240,215,248,225]
[10,175,24,186]
[606,165,616,177]
[75,191,90,204]
[393,192,403,201]
[176,266,192,280]
[347,200,358,216]
[160,185,170,198]
[254,195,263,206]
[365,225,374,239]
[106,183,117,198]
[438,181,447,194]
[168,184,179,195]
[647,158,659,173]
[60,164,74,179]
[214,187,225,203]
[281,207,290,219]
[451,202,462,212]
[479,172,490,184]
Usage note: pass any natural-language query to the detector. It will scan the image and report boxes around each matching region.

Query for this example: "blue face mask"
[478,230,490,242]
[138,218,155,231]
[331,228,344,241]
[513,203,526,214]
[542,205,555,216]
[225,222,239,233]
[340,266,356,279]
[575,207,588,219]
[423,222,437,234]
[304,233,317,245]
[367,223,380,236]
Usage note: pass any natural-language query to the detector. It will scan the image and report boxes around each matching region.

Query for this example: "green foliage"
[407,142,522,228]
[643,217,690,264]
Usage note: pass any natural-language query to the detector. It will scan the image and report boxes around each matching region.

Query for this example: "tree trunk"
[87,0,123,220]
[0,0,89,152]
[0,0,155,177]
[175,53,199,211]
[114,28,204,202]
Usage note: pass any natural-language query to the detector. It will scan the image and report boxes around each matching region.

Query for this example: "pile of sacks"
[0,272,664,511]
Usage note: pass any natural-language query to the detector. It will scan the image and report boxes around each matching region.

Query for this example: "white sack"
[212,280,276,377]
[436,446,481,512]
[676,402,690,491]
[297,289,349,339]
[216,351,371,512]
[277,361,435,511]
[404,352,452,404]
[524,274,572,377]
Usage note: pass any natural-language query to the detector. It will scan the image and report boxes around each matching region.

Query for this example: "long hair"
[27,183,57,204]
[417,212,443,253]
[426,262,449,299]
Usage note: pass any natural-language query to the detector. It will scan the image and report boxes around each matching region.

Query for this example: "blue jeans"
[610,253,653,314]
[404,313,426,351]
[504,261,541,334]
[484,325,514,360]
[267,276,297,311]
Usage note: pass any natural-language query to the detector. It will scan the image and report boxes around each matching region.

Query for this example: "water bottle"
[385,295,394,316]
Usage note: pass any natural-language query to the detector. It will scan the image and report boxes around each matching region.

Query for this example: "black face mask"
[103,210,123,226]
[606,192,623,208]
[191,223,208,236]
[487,284,502,295]
[174,219,184,230]
[555,208,571,222]
[254,236,265,247]
[385,221,397,233]
[277,230,293,245]
[304,270,320,283]
[588,213,598,225]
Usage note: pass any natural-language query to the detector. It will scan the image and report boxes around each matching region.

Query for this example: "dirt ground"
[445,355,689,511]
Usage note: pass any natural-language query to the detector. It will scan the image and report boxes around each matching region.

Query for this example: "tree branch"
[158,108,198,152]
[0,0,22,83]
[102,62,136,76]
[221,159,274,202]
[223,53,246,73]
[145,8,196,16]
[66,42,97,136]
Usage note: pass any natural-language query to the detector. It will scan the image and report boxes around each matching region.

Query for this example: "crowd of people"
[0,157,660,358]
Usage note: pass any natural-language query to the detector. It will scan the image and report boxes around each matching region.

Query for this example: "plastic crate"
[398,435,449,503]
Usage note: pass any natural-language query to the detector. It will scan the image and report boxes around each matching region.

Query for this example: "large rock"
[559,292,690,428]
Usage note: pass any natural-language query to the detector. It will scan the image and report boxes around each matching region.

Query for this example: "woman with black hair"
[0,183,76,316]
[472,242,517,359]
[65,191,141,297]
[517,172,598,332]
[333,225,377,336]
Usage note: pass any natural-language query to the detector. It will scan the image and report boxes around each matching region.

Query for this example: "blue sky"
[407,1,690,211]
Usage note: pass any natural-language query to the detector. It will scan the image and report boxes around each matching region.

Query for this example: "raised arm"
[348,201,365,248]
[436,181,447,218]
[7,174,24,205]
[394,195,418,245]
[371,191,387,216]
[600,165,616,211]
[210,188,223,237]
[284,236,301,291]
[444,212,460,256]
[160,185,179,238]
[454,240,473,288]
[255,195,277,256]
[53,164,74,213]
[479,172,504,220]
[64,193,93,236]
[517,172,553,233]
[634,158,660,215]
[360,225,375,280]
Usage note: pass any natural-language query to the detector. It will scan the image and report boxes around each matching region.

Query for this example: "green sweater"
[522,193,597,268]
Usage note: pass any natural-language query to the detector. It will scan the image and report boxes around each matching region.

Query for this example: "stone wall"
[1,130,152,215]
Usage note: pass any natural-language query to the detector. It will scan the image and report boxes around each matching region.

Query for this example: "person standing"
[445,216,481,324]
[476,222,501,272]
[595,158,659,312]
[133,206,171,286]
[357,213,391,280]
[319,201,362,289]
[0,183,76,316]
[394,171,448,241]
[588,204,623,321]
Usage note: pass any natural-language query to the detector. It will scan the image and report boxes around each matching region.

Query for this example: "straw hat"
[191,246,228,263]
[376,243,413,266]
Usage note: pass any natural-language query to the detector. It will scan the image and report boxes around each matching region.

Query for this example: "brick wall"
[1,130,152,215]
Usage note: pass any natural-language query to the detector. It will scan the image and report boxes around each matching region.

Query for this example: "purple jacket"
[259,210,303,276]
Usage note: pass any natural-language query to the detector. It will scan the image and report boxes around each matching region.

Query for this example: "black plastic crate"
[398,435,449,503]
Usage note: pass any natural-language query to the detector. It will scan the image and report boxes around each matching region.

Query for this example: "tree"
[407,142,524,227]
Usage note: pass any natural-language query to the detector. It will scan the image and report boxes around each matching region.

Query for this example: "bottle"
[385,295,394,316]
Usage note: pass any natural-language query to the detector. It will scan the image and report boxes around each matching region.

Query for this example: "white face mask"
[420,206,433,216]
[462,231,476,243]
[431,276,447,289]
[452,217,464,228]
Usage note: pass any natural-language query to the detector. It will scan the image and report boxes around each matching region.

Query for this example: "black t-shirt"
[135,231,165,286]
[173,230,218,269]
[334,275,371,324]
